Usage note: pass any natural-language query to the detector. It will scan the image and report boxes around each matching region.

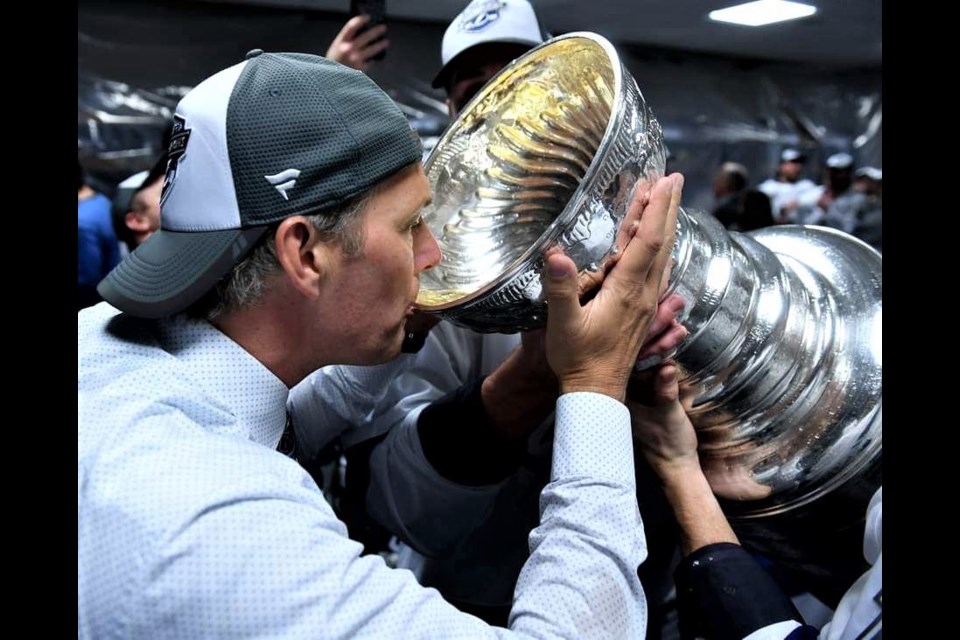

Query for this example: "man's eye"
[409,215,424,230]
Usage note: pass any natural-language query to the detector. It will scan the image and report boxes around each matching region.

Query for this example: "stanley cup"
[417,33,881,587]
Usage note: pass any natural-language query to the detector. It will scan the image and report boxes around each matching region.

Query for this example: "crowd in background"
[709,148,881,251]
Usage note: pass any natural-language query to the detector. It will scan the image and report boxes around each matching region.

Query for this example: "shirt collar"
[156,314,289,449]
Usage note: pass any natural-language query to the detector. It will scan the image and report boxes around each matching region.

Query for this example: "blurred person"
[111,156,165,255]
[78,161,121,310]
[432,0,547,117]
[813,153,872,237]
[758,149,819,224]
[852,167,881,253]
[326,14,390,71]
[111,170,148,255]
[79,48,685,638]
[712,162,748,228]
[629,362,882,640]
[712,162,775,232]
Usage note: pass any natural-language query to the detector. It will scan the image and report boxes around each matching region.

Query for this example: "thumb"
[654,363,681,405]
[543,251,581,334]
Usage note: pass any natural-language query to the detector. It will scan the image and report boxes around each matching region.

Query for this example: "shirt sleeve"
[819,487,882,640]
[674,542,806,640]
[308,324,512,556]
[141,393,647,639]
[287,356,417,463]
[416,376,529,486]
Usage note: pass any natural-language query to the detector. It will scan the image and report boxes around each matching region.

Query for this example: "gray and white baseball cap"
[98,50,422,319]
[432,0,545,89]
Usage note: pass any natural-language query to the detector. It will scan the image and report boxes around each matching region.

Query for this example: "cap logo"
[459,0,506,32]
[264,168,302,201]
[160,114,192,207]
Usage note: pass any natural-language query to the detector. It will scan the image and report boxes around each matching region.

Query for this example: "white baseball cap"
[780,148,805,163]
[432,0,546,89]
[826,152,854,169]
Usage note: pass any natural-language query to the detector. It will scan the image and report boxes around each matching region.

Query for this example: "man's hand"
[325,16,389,71]
[627,362,699,475]
[543,174,683,401]
[634,293,688,368]
[628,361,742,554]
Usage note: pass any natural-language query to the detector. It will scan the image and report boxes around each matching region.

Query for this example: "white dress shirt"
[79,303,649,638]
[758,178,822,224]
[290,321,681,622]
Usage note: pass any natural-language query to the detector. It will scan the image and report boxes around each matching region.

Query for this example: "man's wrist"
[648,454,703,485]
[559,371,628,402]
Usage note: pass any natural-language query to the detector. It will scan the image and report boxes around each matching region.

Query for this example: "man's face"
[780,160,803,182]
[127,177,163,247]
[445,43,534,117]
[135,178,163,229]
[447,59,512,117]
[317,164,440,364]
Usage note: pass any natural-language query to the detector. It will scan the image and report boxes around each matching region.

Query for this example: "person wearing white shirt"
[78,47,686,638]
[758,149,820,225]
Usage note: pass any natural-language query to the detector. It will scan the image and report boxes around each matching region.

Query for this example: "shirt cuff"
[675,542,804,640]
[552,392,634,489]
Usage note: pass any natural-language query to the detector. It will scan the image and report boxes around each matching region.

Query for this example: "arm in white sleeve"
[143,393,647,639]
[362,324,521,555]
[287,356,417,462]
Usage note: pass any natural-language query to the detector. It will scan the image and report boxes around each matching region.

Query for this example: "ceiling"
[210,0,882,68]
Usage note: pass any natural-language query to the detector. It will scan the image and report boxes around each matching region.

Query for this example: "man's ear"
[273,217,332,299]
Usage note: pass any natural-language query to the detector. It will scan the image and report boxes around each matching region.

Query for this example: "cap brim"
[97,226,269,319]
[431,38,541,89]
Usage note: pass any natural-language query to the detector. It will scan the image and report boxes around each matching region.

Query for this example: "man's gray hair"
[188,187,377,321]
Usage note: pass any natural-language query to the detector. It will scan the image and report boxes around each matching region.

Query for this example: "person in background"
[758,149,819,224]
[852,167,881,253]
[629,361,881,640]
[112,155,167,255]
[712,162,775,232]
[78,161,121,310]
[815,153,872,236]
[111,170,148,256]
[79,48,686,638]
[325,14,390,71]
[432,0,546,117]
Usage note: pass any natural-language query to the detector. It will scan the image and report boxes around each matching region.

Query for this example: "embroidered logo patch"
[160,114,192,207]
[459,0,506,32]
[264,168,302,201]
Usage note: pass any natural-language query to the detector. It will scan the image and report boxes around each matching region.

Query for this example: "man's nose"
[415,225,442,273]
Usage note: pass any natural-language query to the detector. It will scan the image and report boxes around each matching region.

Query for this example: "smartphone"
[349,0,388,61]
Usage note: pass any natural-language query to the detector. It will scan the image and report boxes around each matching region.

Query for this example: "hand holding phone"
[325,0,387,67]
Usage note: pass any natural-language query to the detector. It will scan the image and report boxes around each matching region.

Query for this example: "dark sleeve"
[674,542,814,640]
[416,376,528,486]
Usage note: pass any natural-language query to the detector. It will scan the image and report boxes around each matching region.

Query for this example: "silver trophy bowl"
[418,33,664,330]
[419,32,881,595]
